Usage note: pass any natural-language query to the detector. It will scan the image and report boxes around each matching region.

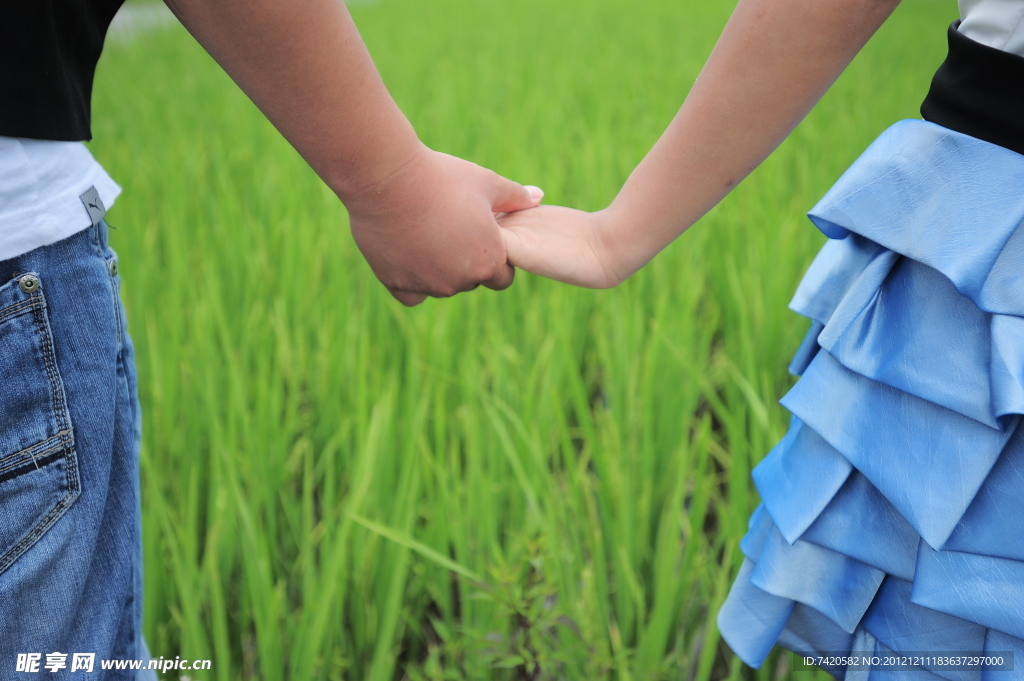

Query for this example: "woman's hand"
[498,205,624,289]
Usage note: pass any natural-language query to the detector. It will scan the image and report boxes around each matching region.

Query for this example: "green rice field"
[89,0,954,678]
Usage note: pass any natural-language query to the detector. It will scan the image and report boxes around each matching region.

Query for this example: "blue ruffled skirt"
[717,120,1024,679]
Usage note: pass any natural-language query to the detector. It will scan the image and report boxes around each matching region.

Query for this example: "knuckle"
[472,262,498,283]
[433,283,460,298]
[489,275,513,291]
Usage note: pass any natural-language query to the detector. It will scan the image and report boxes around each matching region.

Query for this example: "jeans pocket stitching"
[0,282,81,576]
[0,298,40,326]
[31,291,74,447]
[0,431,70,475]
[0,472,80,574]
[0,447,69,484]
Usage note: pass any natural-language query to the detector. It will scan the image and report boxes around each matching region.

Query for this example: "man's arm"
[163,0,541,304]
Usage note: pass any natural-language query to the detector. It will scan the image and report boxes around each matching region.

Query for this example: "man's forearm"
[601,0,901,279]
[163,0,421,202]
[164,0,542,304]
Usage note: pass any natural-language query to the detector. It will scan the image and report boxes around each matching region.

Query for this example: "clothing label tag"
[80,186,107,227]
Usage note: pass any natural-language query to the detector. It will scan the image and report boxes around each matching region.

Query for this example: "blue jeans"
[0,221,155,680]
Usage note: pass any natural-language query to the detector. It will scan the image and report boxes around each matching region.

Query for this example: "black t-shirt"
[2,0,125,141]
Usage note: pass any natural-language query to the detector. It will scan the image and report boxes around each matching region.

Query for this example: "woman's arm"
[163,0,542,304]
[499,0,901,288]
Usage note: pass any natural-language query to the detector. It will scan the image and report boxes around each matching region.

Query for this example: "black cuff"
[921,21,1024,156]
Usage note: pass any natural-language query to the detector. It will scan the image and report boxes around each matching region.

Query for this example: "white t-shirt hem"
[0,139,121,262]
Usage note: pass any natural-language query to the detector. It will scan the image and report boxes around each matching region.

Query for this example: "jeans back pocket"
[0,272,80,576]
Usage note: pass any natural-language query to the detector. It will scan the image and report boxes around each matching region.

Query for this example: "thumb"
[490,175,544,214]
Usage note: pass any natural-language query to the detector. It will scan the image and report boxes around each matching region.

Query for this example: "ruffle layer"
[718,120,1024,677]
[720,519,1024,681]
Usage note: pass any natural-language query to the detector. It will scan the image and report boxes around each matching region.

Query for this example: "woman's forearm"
[600,0,901,281]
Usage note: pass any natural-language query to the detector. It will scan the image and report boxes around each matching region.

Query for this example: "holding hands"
[170,0,898,301]
[343,145,543,306]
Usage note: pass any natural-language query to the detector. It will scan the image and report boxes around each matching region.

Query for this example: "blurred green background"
[89,0,955,678]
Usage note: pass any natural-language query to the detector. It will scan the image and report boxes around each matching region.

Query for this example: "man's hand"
[344,146,543,305]
[163,0,541,306]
